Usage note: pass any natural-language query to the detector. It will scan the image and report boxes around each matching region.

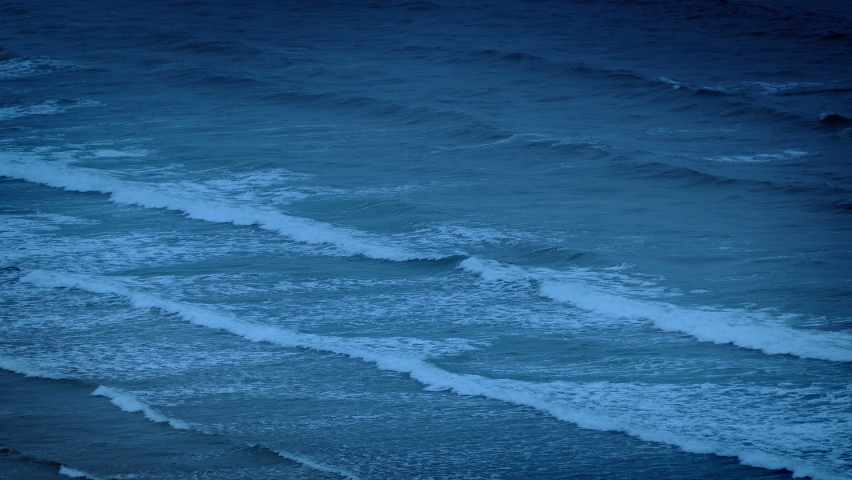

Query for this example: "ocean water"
[1,0,851,479]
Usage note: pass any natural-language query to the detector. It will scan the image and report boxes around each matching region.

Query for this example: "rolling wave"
[0,360,361,480]
[0,153,446,261]
[91,386,362,480]
[4,149,848,363]
[459,257,852,362]
[606,158,852,209]
[4,151,848,363]
[18,269,850,480]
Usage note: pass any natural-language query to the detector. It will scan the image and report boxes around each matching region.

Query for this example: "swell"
[0,153,448,262]
[605,159,852,211]
[18,269,847,480]
[0,360,361,480]
[433,132,845,207]
[459,257,852,363]
[430,132,615,160]
[606,160,742,188]
[436,46,831,126]
[163,66,266,90]
[257,90,508,143]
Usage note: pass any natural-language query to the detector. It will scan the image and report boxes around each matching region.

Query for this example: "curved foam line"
[0,360,362,480]
[272,449,362,480]
[92,386,191,430]
[0,154,443,261]
[20,269,844,480]
[1,353,362,478]
[459,257,852,362]
[89,386,361,480]
[0,356,67,380]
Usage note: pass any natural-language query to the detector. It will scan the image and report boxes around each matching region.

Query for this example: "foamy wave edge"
[19,269,845,480]
[58,465,103,480]
[0,153,444,262]
[459,257,852,363]
[0,446,104,480]
[92,385,191,430]
[90,386,362,480]
[0,357,361,480]
[0,356,67,380]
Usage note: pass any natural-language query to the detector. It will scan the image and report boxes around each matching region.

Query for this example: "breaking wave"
[0,154,446,261]
[18,269,849,480]
[459,257,852,362]
[0,359,362,480]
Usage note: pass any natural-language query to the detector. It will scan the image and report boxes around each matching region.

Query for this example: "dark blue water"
[2,1,851,479]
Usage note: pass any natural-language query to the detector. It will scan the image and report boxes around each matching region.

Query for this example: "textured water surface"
[1,1,851,479]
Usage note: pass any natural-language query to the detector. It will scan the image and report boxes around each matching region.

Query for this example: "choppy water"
[1,1,851,479]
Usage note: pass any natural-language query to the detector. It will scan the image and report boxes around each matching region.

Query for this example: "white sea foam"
[4,329,358,477]
[657,77,685,90]
[0,214,98,234]
[90,384,361,480]
[0,101,64,121]
[0,100,99,121]
[704,149,809,163]
[459,257,852,362]
[704,81,825,96]
[411,222,541,249]
[271,450,362,480]
[172,171,312,206]
[22,269,849,480]
[92,385,191,430]
[58,465,103,480]
[89,148,152,158]
[646,127,740,136]
[740,81,823,95]
[0,153,442,261]
[0,356,67,379]
[0,58,81,79]
[433,132,606,152]
[21,270,478,360]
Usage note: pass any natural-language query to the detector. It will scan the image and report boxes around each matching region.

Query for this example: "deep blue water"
[1,1,851,479]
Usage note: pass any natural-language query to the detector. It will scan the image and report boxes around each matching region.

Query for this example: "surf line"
[91,386,363,480]
[0,154,447,262]
[0,357,361,480]
[20,269,840,480]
